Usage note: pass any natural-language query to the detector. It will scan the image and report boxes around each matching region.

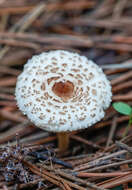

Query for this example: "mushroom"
[15,50,112,152]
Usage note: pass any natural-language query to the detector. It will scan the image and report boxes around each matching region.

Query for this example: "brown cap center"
[52,81,74,101]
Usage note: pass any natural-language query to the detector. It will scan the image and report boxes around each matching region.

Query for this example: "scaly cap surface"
[15,50,112,132]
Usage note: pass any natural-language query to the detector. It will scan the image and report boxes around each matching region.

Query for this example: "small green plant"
[112,102,132,137]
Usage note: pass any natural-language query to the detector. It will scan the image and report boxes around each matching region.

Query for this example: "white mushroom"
[15,50,112,152]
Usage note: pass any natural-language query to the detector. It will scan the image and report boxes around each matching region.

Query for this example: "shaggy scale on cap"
[15,50,112,132]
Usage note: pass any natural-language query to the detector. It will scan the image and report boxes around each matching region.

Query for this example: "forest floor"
[0,0,132,189]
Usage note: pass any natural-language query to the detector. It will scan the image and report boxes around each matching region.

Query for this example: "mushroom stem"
[57,132,69,152]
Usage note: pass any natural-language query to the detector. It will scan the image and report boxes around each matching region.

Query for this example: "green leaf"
[113,102,132,116]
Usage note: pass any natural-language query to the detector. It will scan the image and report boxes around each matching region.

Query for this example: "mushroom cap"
[15,50,112,132]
